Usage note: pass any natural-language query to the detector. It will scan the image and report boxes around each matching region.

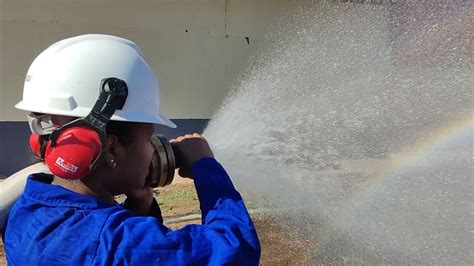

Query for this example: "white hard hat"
[15,34,176,128]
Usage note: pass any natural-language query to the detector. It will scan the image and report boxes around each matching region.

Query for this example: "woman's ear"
[105,135,120,168]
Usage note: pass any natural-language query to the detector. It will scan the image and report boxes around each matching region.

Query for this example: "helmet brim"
[15,100,177,128]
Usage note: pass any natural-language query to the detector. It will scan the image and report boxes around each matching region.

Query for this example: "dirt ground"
[0,241,4,266]
[0,175,313,265]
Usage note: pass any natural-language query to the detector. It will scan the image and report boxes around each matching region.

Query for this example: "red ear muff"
[34,77,128,180]
[29,133,42,158]
[44,127,102,179]
[29,133,50,159]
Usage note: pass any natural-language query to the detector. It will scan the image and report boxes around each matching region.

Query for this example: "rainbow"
[351,110,474,209]
[312,110,474,257]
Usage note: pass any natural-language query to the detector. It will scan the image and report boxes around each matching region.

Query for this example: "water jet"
[204,1,473,264]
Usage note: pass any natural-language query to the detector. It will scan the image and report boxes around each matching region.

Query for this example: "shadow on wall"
[0,119,209,177]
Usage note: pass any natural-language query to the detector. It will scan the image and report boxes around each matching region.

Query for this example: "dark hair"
[106,121,137,146]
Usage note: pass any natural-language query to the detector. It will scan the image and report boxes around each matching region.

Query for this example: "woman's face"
[105,123,155,195]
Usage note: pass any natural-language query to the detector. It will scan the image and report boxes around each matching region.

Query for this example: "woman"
[3,34,260,265]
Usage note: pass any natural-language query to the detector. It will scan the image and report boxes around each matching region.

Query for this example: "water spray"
[204,1,473,264]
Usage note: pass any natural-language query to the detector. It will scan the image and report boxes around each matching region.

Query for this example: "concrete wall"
[1,1,471,175]
[0,0,291,120]
[0,0,292,175]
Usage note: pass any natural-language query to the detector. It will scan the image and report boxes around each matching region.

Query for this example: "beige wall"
[0,0,291,120]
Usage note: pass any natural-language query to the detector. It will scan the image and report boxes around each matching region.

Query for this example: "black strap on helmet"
[48,77,128,169]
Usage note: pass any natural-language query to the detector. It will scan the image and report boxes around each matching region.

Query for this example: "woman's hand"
[123,186,154,216]
[170,133,214,179]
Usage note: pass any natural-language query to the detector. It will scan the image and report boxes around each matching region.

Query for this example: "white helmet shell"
[15,34,176,128]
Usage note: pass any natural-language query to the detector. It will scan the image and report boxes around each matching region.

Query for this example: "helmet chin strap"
[27,113,57,136]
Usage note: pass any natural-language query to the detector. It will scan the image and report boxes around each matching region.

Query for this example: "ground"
[0,241,4,266]
[0,175,313,265]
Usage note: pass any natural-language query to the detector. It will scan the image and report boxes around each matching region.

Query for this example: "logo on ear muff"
[29,78,128,179]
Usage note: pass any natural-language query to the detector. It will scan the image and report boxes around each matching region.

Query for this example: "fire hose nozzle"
[147,134,176,188]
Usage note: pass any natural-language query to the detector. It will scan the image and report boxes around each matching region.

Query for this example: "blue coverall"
[3,158,260,265]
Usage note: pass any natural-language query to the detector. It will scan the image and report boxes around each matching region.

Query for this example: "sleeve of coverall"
[94,158,261,266]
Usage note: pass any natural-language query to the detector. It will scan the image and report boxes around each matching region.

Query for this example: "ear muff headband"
[40,78,128,179]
